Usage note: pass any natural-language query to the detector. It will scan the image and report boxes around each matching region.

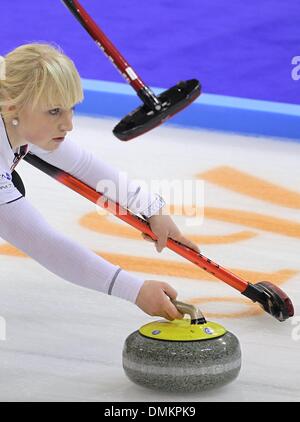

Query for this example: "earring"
[12,118,19,127]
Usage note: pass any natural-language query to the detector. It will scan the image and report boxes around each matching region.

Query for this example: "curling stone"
[123,300,241,393]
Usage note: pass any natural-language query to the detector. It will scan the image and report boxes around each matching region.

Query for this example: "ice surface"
[0,116,299,402]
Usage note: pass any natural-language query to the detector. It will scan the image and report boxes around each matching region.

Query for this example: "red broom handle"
[61,0,146,92]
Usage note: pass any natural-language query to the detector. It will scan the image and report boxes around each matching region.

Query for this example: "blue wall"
[1,0,300,105]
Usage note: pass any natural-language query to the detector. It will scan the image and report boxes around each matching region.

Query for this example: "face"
[9,104,75,151]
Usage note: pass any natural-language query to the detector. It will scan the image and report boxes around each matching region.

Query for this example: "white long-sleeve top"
[0,116,165,303]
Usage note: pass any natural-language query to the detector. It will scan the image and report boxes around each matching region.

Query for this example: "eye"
[49,108,61,116]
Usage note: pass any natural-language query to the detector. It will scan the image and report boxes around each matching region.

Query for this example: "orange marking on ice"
[95,251,297,285]
[82,206,300,239]
[161,204,300,239]
[2,240,296,287]
[205,207,300,239]
[199,166,300,209]
[79,212,257,244]
[0,244,27,257]
[151,204,300,239]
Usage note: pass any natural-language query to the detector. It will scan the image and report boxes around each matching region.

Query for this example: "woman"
[0,43,200,321]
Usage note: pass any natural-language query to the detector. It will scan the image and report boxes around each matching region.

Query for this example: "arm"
[0,197,183,319]
[29,139,165,217]
[0,197,143,303]
[29,139,199,254]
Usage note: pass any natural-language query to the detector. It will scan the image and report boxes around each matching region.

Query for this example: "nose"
[59,110,73,133]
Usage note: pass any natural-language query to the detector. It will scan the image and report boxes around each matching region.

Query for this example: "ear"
[1,104,16,114]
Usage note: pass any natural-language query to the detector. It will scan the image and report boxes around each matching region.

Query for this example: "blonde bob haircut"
[0,42,84,119]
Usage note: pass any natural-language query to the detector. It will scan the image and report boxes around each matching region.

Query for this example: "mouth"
[52,137,66,142]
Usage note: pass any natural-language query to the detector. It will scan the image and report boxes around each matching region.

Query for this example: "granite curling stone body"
[122,301,241,392]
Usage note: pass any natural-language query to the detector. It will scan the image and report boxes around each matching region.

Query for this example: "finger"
[142,233,155,243]
[162,283,178,300]
[156,233,168,253]
[162,285,184,319]
[160,311,173,321]
[177,236,200,253]
[164,300,184,320]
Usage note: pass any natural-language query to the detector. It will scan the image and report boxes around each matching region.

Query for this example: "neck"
[1,115,24,150]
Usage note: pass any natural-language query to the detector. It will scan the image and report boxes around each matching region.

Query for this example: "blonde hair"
[0,42,84,119]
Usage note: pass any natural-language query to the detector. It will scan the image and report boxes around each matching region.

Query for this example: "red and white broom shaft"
[61,0,161,109]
